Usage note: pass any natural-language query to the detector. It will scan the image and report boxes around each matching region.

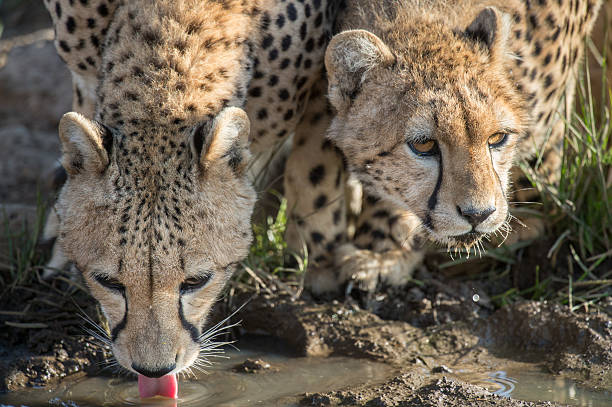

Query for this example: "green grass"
[230,193,308,298]
[549,67,610,261]
[247,193,292,273]
[0,193,48,292]
[523,46,611,311]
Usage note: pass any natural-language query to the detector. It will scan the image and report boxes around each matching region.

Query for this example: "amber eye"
[408,139,439,156]
[180,274,212,293]
[488,133,508,148]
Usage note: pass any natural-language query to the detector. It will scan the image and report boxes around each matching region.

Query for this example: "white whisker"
[192,301,249,372]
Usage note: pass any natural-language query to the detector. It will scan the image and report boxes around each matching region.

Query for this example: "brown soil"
[1,2,611,407]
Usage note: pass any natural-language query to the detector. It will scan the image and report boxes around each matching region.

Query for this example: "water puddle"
[454,363,612,406]
[0,336,393,407]
[2,335,612,406]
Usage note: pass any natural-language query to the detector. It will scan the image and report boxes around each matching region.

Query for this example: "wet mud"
[3,288,612,406]
[236,293,612,406]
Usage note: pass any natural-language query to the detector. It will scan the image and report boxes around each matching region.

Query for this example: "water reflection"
[487,371,517,397]
[468,367,612,407]
[0,337,392,407]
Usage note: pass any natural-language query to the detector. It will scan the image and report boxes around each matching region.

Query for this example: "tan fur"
[283,79,347,276]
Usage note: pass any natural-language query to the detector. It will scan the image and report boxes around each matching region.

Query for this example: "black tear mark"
[148,242,154,294]
[424,213,434,231]
[427,155,443,212]
[110,288,128,342]
[179,298,200,343]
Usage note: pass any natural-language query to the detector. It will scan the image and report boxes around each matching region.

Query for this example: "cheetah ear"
[59,112,113,175]
[192,107,251,174]
[325,29,395,112]
[463,7,511,60]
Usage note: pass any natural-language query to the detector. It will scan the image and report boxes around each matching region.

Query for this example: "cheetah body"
[43,0,342,376]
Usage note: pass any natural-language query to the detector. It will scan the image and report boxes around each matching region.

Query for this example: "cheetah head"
[54,107,255,381]
[325,8,527,250]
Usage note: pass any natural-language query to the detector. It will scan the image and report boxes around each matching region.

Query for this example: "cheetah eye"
[408,139,439,156]
[488,133,508,148]
[180,274,212,293]
[93,274,125,293]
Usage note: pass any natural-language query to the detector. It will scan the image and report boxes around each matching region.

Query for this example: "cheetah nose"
[132,363,176,378]
[456,205,496,227]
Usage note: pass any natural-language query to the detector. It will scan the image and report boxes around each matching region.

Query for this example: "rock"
[232,358,276,373]
[0,38,71,132]
[0,125,60,204]
[432,365,453,374]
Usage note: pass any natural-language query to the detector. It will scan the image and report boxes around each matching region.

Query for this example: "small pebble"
[432,365,453,374]
[232,358,276,374]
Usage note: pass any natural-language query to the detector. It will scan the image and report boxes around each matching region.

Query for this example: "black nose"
[132,363,176,378]
[457,206,496,227]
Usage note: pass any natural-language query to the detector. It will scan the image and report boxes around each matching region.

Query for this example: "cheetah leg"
[41,70,99,277]
[41,208,69,280]
[504,69,576,246]
[283,81,348,295]
[333,193,425,293]
[40,167,71,278]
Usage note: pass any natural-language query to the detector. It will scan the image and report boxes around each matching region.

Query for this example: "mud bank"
[3,287,611,406]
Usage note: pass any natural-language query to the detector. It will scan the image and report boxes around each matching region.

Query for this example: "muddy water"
[0,336,394,407]
[2,340,612,406]
[456,364,612,407]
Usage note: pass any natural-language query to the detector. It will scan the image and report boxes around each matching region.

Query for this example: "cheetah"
[42,0,344,391]
[313,0,603,293]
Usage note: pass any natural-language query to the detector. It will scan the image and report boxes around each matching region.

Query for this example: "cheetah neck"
[95,0,265,136]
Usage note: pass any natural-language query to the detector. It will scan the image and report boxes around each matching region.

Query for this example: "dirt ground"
[3,282,612,406]
[1,2,611,406]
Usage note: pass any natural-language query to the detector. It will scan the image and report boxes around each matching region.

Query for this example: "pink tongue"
[138,373,178,399]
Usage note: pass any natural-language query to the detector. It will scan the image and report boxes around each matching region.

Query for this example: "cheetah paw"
[334,243,424,293]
